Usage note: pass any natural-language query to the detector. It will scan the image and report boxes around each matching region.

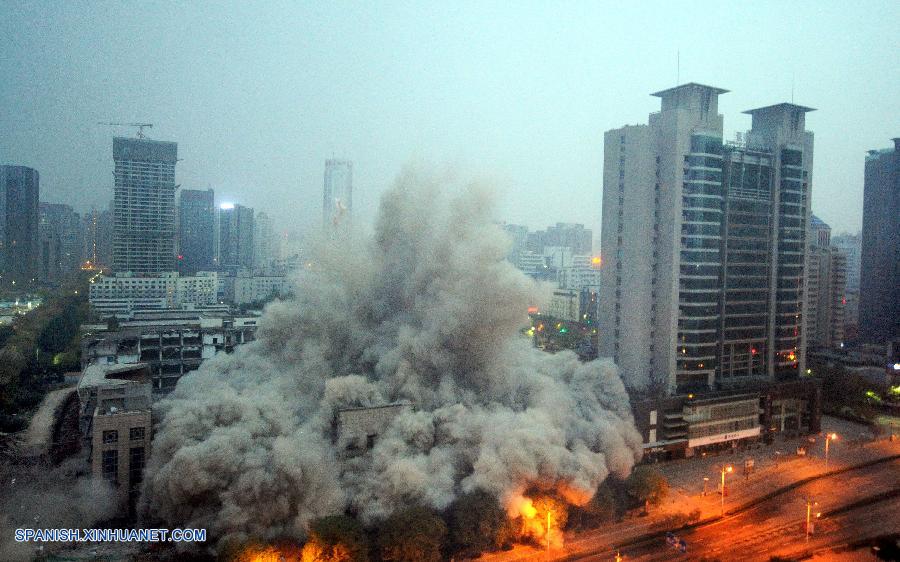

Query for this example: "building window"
[103,430,118,444]
[129,447,146,488]
[102,450,118,482]
[130,427,145,441]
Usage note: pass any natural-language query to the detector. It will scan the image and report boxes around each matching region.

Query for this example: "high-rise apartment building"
[178,189,216,275]
[527,222,593,255]
[323,159,353,233]
[830,233,860,291]
[0,165,40,286]
[39,202,83,282]
[83,204,114,269]
[806,216,846,349]
[252,211,275,274]
[218,203,254,274]
[830,232,861,337]
[600,83,814,396]
[859,139,899,344]
[112,137,178,274]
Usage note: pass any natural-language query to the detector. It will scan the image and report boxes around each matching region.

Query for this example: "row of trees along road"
[223,469,670,562]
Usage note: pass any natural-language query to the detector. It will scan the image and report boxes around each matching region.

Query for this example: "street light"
[806,498,819,541]
[824,433,838,469]
[720,465,733,516]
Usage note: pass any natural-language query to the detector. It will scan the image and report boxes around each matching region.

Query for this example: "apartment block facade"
[600,83,814,396]
[112,137,178,274]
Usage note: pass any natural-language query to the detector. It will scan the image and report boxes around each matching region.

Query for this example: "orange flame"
[506,493,568,549]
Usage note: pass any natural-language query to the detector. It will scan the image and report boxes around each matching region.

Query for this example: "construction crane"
[97,122,153,139]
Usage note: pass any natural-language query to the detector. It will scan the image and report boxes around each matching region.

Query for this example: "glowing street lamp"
[824,433,837,469]
[720,465,733,516]
[805,498,820,541]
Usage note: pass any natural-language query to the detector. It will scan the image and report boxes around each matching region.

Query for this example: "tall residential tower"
[600,84,814,396]
[0,165,40,286]
[323,159,353,233]
[178,189,216,274]
[112,137,178,274]
[859,139,899,345]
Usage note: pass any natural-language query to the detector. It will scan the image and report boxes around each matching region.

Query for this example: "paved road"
[572,457,900,561]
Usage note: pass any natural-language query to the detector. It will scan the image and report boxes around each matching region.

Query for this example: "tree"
[570,483,617,529]
[377,505,447,562]
[625,467,669,514]
[448,490,511,556]
[302,514,369,562]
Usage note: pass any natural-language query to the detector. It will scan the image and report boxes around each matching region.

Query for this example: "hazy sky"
[1,1,897,239]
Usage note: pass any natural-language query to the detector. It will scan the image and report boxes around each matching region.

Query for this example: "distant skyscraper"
[806,216,846,349]
[859,139,899,344]
[178,189,216,274]
[323,160,353,233]
[39,202,83,282]
[0,165,40,286]
[600,83,814,395]
[218,203,254,274]
[112,137,178,274]
[528,223,592,255]
[83,203,114,269]
[252,211,275,274]
[831,232,861,337]
[830,233,861,292]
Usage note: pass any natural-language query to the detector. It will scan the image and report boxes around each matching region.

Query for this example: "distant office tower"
[0,165,40,286]
[806,216,846,349]
[830,233,860,291]
[831,232,861,336]
[178,189,216,274]
[528,223,593,255]
[323,160,353,233]
[501,223,529,262]
[112,137,178,274]
[600,83,814,395]
[39,203,83,282]
[252,211,275,274]
[859,139,899,344]
[83,204,114,269]
[218,203,254,274]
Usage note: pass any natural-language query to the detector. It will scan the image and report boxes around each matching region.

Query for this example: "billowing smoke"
[141,167,643,550]
[0,452,118,561]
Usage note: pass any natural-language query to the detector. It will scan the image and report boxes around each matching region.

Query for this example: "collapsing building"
[77,363,152,513]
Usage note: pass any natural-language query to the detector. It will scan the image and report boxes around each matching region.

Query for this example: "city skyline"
[2,2,897,237]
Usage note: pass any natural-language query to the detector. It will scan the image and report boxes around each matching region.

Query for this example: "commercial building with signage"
[632,379,821,461]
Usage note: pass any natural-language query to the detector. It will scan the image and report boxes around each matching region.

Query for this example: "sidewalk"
[477,416,900,562]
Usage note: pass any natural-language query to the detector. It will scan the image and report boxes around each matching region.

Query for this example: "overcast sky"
[1,1,897,240]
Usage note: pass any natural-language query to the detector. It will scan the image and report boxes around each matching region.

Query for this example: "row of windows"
[725,302,769,315]
[103,427,146,443]
[685,155,723,168]
[691,135,724,155]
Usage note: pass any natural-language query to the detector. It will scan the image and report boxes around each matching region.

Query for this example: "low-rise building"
[335,403,410,455]
[89,271,219,319]
[81,311,261,394]
[631,379,821,462]
[77,364,152,513]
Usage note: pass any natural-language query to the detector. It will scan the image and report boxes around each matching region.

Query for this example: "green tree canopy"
[626,467,669,512]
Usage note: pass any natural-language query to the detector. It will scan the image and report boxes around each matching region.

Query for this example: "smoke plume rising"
[141,167,643,550]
